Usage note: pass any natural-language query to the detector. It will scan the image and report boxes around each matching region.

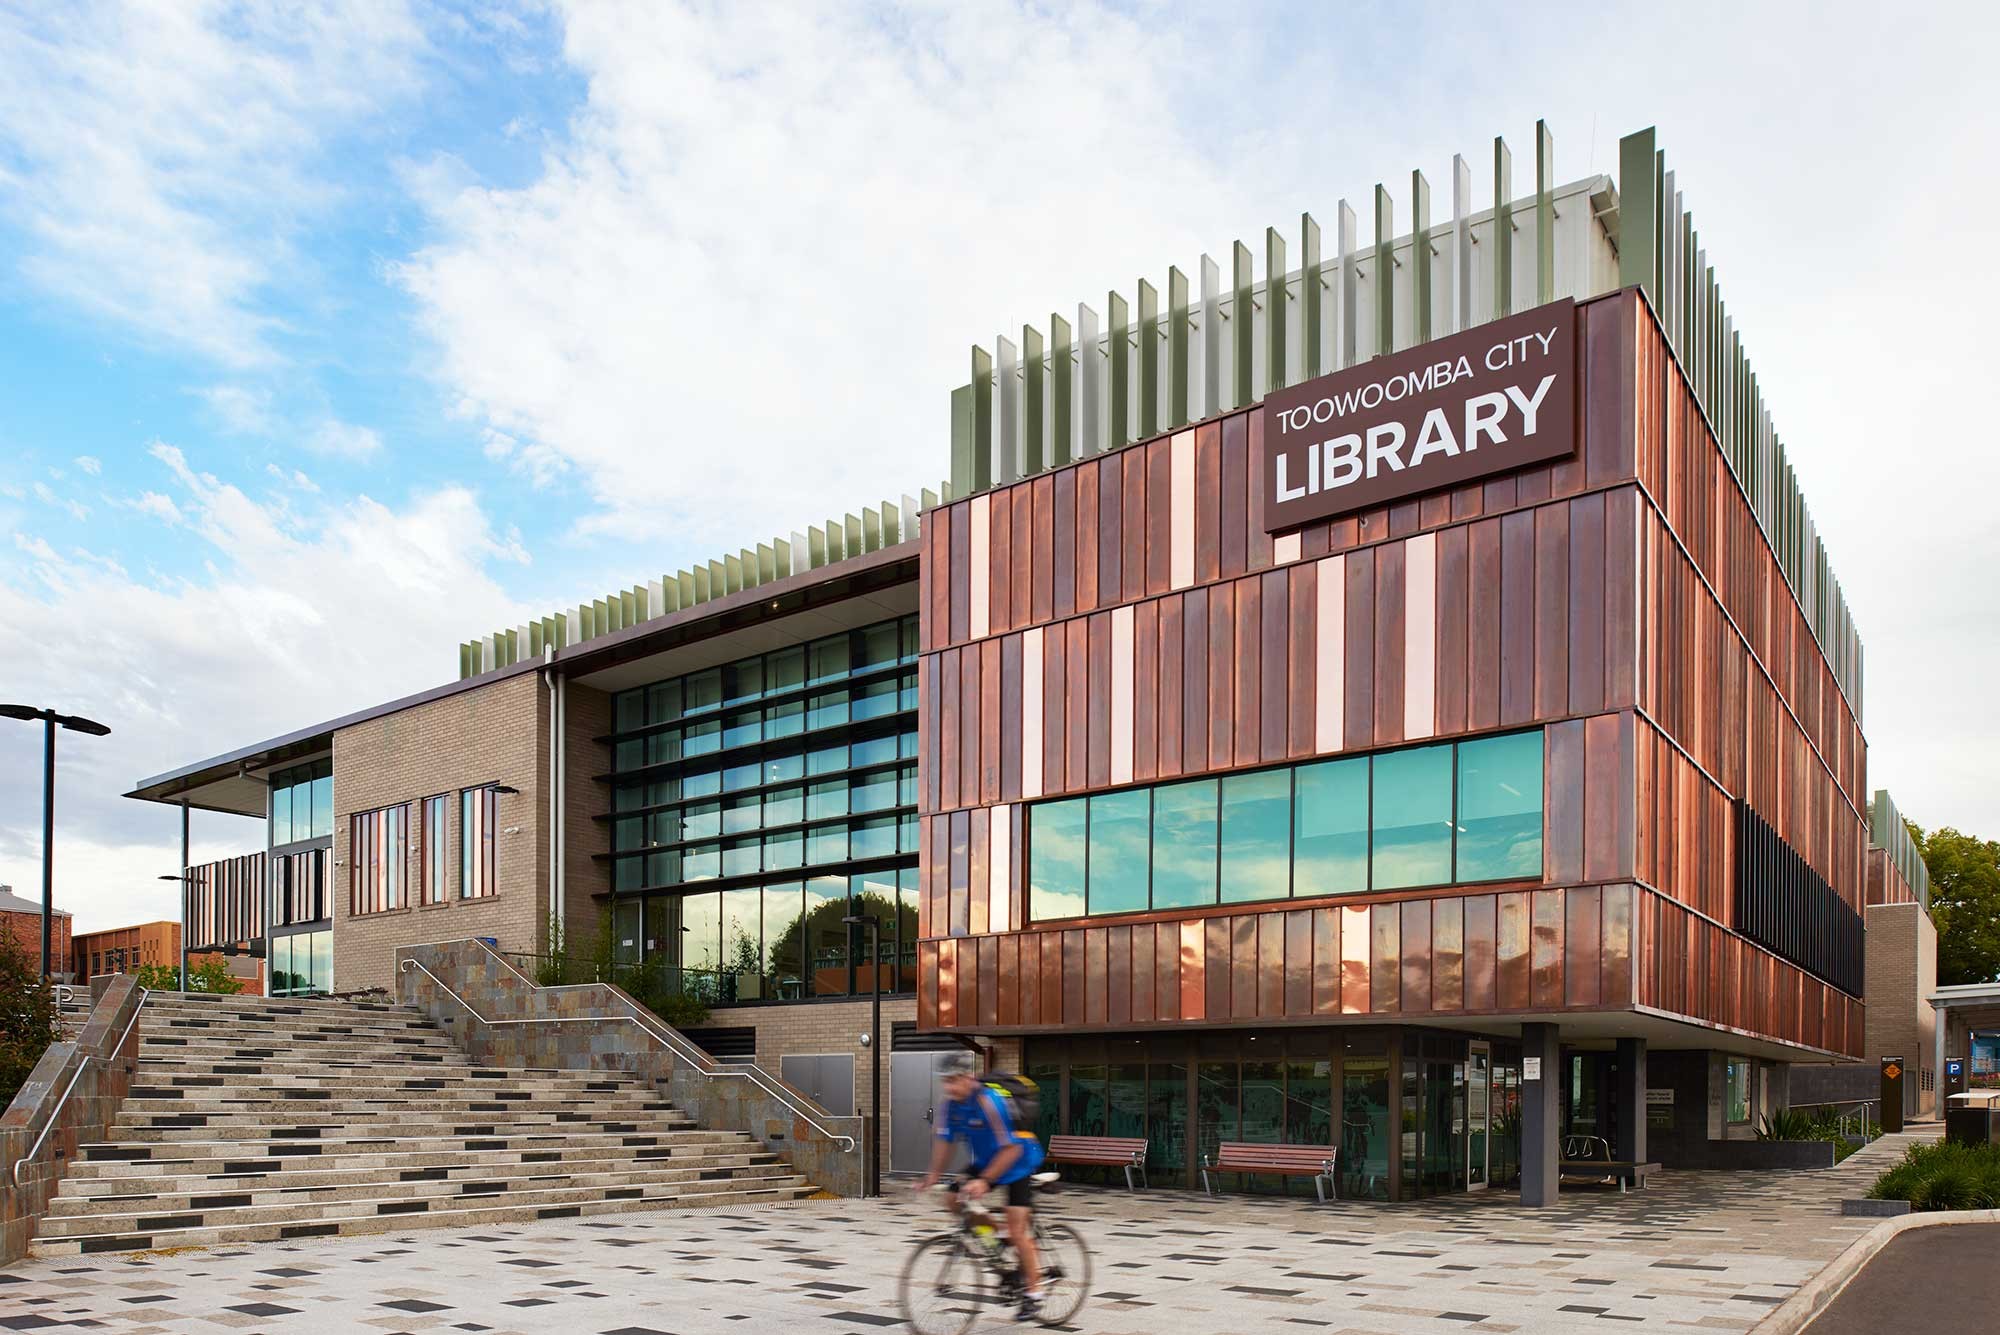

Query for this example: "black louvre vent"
[680,1026,757,1061]
[1733,802,1863,997]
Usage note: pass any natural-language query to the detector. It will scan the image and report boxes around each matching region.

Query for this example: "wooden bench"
[1200,1143,1339,1202]
[1044,1135,1149,1189]
[1558,1159,1659,1193]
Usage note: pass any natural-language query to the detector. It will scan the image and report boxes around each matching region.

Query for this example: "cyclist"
[916,1050,1047,1322]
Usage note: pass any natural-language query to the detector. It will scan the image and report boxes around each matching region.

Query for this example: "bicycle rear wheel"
[897,1234,988,1335]
[1029,1222,1092,1326]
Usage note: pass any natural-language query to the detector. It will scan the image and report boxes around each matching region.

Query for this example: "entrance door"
[1466,1043,1491,1190]
[890,1052,967,1174]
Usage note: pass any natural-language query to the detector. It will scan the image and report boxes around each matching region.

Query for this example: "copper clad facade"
[917,288,1865,1060]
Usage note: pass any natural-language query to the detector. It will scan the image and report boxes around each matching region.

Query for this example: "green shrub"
[1867,1140,2000,1211]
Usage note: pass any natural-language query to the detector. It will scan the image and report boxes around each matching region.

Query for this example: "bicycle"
[897,1172,1092,1332]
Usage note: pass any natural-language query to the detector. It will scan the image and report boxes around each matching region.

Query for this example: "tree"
[0,929,63,1106]
[1913,822,2000,986]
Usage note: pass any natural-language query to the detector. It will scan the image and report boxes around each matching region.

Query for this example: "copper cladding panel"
[1231,914,1259,1020]
[1601,884,1634,1008]
[1284,909,1313,1018]
[1206,916,1233,1020]
[1399,899,1431,1012]
[1340,905,1370,1014]
[1530,889,1565,1009]
[1370,904,1400,1013]
[1463,894,1497,1011]
[1312,907,1340,1015]
[1180,919,1205,1021]
[1107,925,1132,1027]
[1153,921,1178,1022]
[1563,884,1602,1008]
[1496,892,1530,1011]
[1131,923,1156,1024]
[1431,898,1464,1012]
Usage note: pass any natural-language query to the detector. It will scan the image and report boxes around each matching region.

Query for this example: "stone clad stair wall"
[395,939,865,1197]
[1,976,143,1265]
[25,990,811,1257]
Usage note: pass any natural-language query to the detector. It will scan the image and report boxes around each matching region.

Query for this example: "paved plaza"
[0,1134,1929,1334]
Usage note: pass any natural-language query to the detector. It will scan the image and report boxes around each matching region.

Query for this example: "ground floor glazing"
[1022,1027,1527,1199]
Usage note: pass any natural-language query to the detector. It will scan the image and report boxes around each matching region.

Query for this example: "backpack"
[982,1072,1041,1135]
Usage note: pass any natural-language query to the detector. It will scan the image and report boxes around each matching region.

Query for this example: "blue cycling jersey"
[937,1086,1045,1185]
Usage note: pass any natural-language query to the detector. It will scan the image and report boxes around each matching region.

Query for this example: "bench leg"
[1123,1163,1135,1191]
[1313,1174,1328,1204]
[1200,1168,1212,1196]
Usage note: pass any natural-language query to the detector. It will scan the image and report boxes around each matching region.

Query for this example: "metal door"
[892,1052,968,1174]
[1466,1043,1491,1190]
[780,1054,856,1117]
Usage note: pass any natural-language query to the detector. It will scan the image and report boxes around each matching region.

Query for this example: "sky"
[1,0,1996,934]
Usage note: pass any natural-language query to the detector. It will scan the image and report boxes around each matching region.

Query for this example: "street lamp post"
[1,704,111,980]
[158,873,191,990]
[843,912,883,1197]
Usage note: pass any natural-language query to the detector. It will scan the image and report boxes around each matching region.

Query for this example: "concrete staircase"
[30,990,811,1256]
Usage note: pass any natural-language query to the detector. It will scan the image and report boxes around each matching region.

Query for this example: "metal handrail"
[11,988,148,1188]
[397,954,856,1153]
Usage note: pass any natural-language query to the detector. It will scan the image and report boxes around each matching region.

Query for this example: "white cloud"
[198,384,278,436]
[0,446,529,932]
[0,3,428,368]
[129,492,184,524]
[74,456,101,476]
[31,480,88,521]
[305,418,385,461]
[397,2,1227,550]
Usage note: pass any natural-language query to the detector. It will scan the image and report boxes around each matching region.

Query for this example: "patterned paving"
[0,1133,1930,1333]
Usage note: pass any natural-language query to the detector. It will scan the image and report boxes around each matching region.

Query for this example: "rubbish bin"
[1944,1091,2000,1148]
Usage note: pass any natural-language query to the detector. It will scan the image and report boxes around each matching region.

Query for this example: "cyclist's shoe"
[1014,1292,1043,1324]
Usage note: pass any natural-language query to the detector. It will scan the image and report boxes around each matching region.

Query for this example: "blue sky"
[2,1,1997,932]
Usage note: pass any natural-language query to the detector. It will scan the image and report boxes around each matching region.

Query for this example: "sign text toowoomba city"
[1263,298,1576,531]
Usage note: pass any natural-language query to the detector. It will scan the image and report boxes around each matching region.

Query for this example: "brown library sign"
[1264,297,1578,531]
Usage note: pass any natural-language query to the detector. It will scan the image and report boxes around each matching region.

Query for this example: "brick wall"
[0,908,70,978]
[1863,901,1937,1117]
[707,996,918,1126]
[332,671,549,993]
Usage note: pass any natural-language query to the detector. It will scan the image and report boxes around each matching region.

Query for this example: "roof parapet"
[457,489,941,680]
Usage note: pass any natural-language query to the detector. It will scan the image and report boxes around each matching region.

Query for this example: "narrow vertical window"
[460,785,499,899]
[422,794,449,904]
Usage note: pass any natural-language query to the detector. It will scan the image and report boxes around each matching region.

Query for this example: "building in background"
[0,885,71,976]
[68,919,266,996]
[128,124,1921,1202]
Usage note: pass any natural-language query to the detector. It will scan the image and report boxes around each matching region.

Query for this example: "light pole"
[0,704,111,980]
[158,873,191,989]
[843,911,883,1197]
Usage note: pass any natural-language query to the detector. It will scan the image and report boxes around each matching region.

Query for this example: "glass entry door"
[1467,1043,1492,1190]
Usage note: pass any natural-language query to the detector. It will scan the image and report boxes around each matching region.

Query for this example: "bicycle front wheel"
[897,1234,989,1335]
[1030,1222,1092,1326]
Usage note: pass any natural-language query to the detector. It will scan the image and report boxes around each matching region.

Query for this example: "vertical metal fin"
[1535,119,1555,305]
[1373,184,1394,355]
[1022,323,1044,476]
[970,345,993,492]
[1049,313,1072,467]
[1492,137,1513,319]
[1232,240,1253,408]
[1410,170,1432,346]
[1450,154,1472,335]
[1618,126,1658,305]
[1168,265,1190,426]
[1199,253,1222,415]
[1336,202,1358,369]
[1299,214,1321,378]
[1138,278,1159,439]
[1265,227,1287,392]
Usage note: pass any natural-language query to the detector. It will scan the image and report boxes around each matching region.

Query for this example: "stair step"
[67,1134,765,1179]
[27,1181,815,1257]
[61,1149,787,1197]
[47,1161,802,1218]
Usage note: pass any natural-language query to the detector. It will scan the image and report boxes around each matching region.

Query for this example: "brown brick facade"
[0,904,69,977]
[332,671,551,993]
[1863,901,1937,1117]
[708,996,918,1126]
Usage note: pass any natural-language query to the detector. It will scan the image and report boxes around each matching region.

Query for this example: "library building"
[129,125,1915,1204]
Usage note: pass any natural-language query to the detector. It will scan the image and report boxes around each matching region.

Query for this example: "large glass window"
[602,616,918,1001]
[269,759,332,846]
[1293,757,1368,896]
[1220,771,1291,903]
[1028,730,1543,921]
[1369,744,1454,890]
[1029,797,1089,920]
[1151,780,1218,910]
[1456,731,1544,882]
[1086,790,1150,914]
[460,786,499,899]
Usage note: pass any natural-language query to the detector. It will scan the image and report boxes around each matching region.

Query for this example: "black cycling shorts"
[948,1174,1036,1209]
